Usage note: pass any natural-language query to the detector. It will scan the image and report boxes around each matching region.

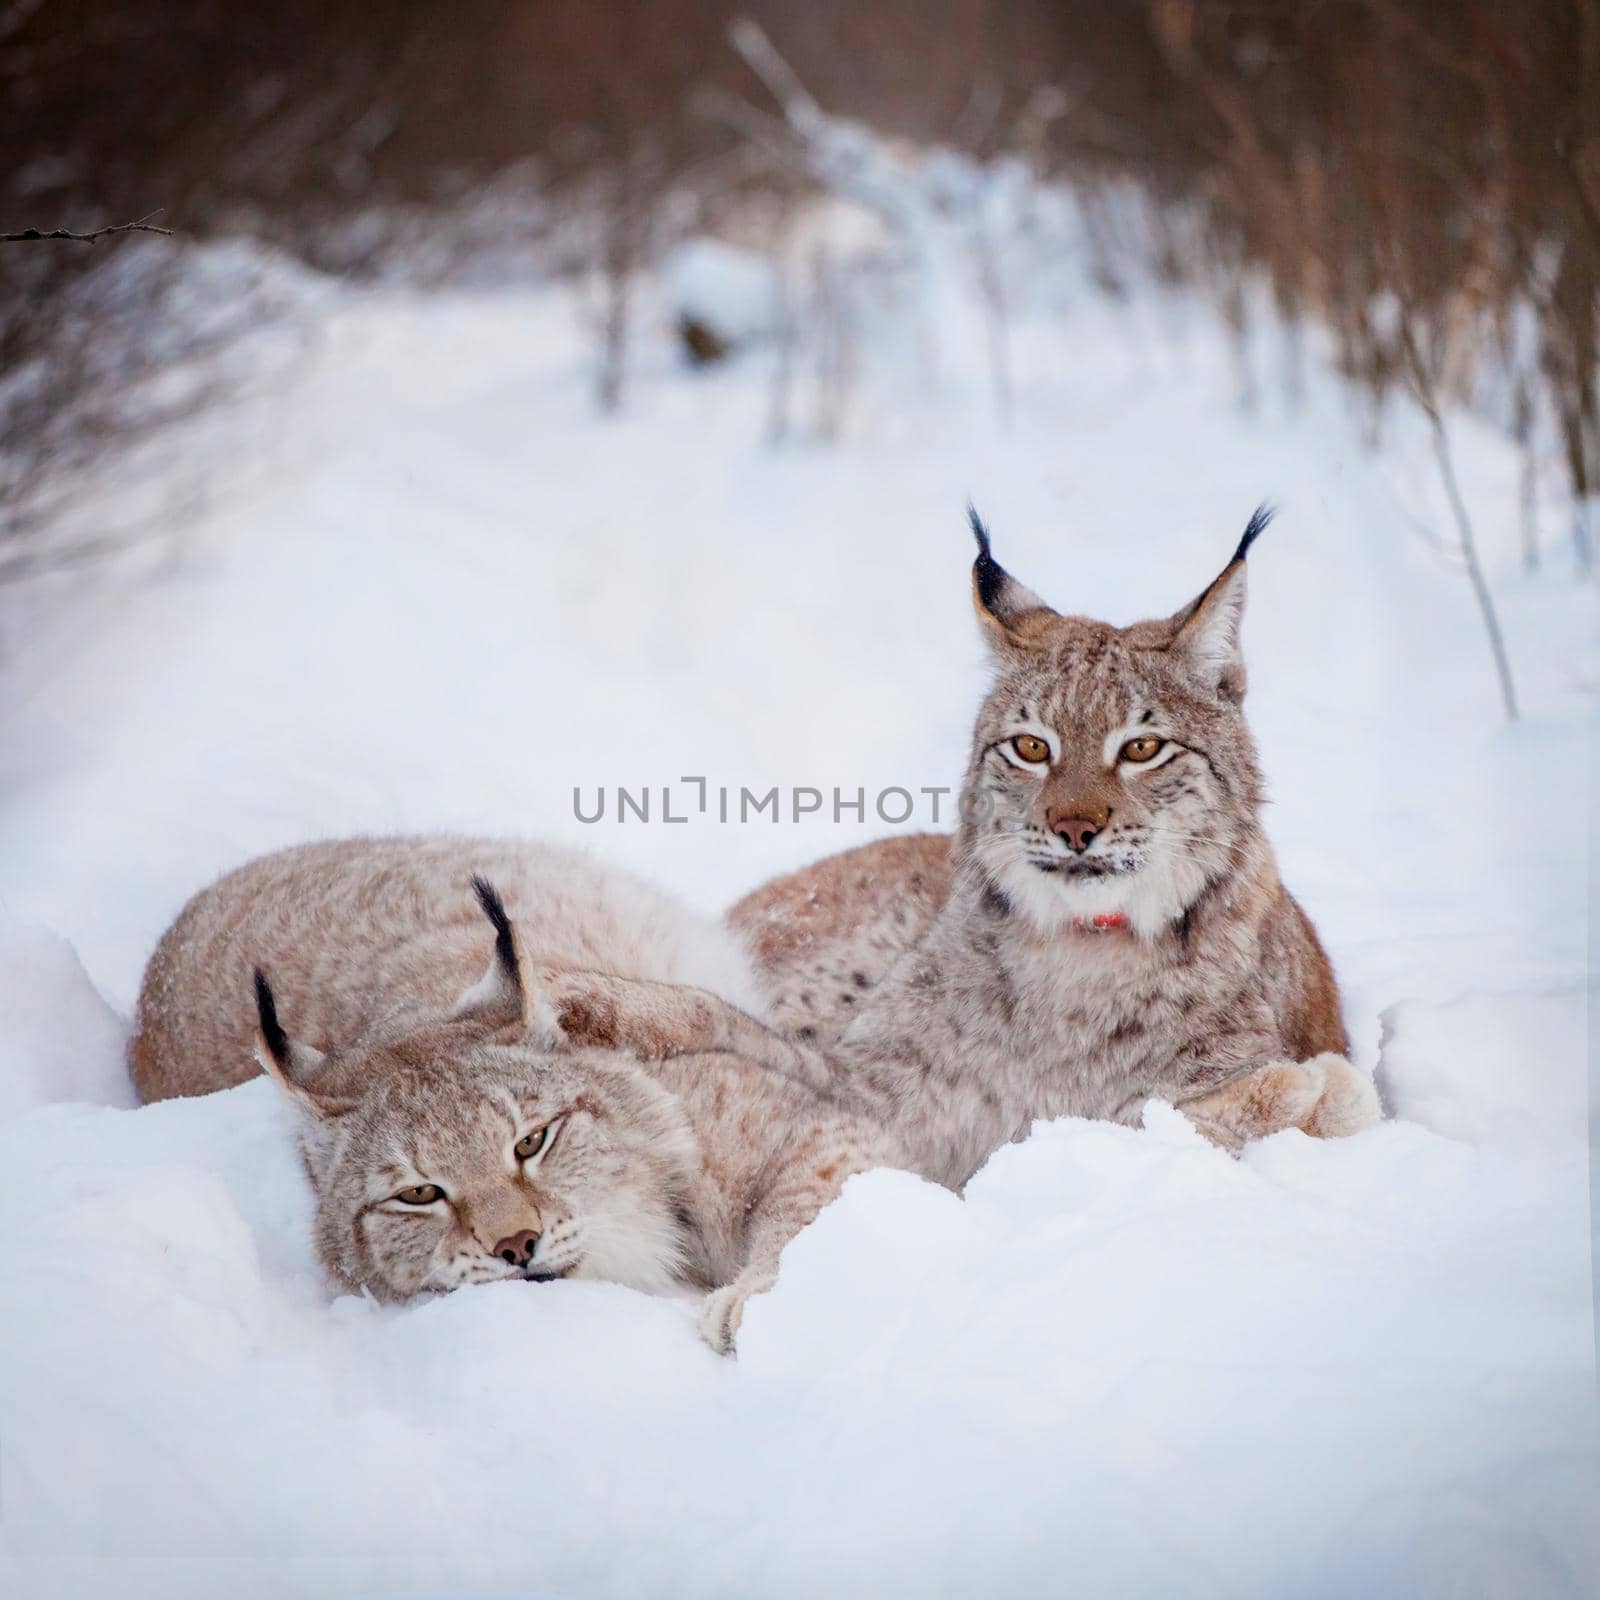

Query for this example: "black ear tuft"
[471,875,517,977]
[967,501,993,561]
[254,967,288,1067]
[1232,503,1276,564]
[968,502,1004,610]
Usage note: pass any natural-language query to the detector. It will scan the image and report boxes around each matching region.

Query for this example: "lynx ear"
[252,968,352,1115]
[969,504,1057,652]
[451,876,562,1047]
[1169,504,1273,703]
[252,970,356,1180]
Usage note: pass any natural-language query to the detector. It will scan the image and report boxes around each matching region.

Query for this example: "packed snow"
[0,216,1595,1599]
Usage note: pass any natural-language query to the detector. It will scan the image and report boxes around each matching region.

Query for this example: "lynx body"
[132,835,765,1103]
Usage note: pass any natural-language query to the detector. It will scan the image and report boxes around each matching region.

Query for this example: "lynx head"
[960,506,1271,938]
[252,878,698,1303]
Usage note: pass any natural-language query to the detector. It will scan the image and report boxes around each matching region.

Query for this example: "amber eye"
[1120,736,1165,764]
[394,1184,444,1206]
[1012,734,1051,765]
[515,1127,548,1161]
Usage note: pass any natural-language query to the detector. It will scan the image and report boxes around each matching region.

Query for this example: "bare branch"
[1395,307,1520,721]
[728,17,825,136]
[1,210,172,245]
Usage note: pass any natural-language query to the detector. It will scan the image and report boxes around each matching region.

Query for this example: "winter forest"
[1,4,1596,1598]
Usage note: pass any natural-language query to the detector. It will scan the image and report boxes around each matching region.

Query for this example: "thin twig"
[1428,412,1519,719]
[0,209,172,245]
[1396,314,1520,721]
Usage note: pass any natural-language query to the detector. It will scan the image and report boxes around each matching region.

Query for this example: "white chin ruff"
[994,852,1198,939]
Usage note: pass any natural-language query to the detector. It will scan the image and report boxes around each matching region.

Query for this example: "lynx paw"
[1259,1057,1329,1130]
[1192,1058,1327,1141]
[1182,1054,1380,1147]
[1300,1053,1382,1138]
[698,1271,776,1357]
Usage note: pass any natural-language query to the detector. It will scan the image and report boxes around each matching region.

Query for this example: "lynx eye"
[514,1127,548,1161]
[1119,736,1165,764]
[394,1184,444,1206]
[1012,734,1051,765]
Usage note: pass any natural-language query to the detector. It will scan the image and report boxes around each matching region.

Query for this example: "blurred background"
[3,0,1595,587]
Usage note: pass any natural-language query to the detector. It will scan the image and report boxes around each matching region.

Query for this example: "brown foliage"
[2,1,1594,566]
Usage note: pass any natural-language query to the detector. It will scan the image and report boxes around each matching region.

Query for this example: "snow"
[662,238,781,346]
[0,915,133,1123]
[0,214,1595,1597]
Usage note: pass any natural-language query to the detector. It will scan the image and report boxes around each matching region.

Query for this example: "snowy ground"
[0,241,1595,1598]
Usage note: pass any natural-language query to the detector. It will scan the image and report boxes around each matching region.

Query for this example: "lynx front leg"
[542,969,837,1092]
[699,1267,780,1356]
[1180,1053,1379,1147]
[695,1174,805,1356]
[696,1179,824,1358]
[697,1124,900,1356]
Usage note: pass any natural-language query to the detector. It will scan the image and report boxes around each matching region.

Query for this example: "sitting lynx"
[722,507,1381,1179]
[130,838,905,1351]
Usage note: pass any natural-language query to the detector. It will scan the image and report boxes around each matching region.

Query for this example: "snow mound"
[1377,989,1589,1151]
[0,914,133,1124]
[0,1084,1591,1598]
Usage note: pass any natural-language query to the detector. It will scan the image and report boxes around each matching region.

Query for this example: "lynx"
[594,508,1380,1186]
[130,838,905,1351]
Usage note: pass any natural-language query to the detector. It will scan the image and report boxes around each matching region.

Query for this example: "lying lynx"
[130,838,904,1351]
[617,508,1380,1184]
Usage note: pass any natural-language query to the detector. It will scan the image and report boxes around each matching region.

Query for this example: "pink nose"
[1048,805,1109,853]
[493,1229,541,1267]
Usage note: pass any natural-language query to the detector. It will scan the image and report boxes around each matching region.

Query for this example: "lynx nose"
[493,1228,542,1267]
[1048,805,1109,853]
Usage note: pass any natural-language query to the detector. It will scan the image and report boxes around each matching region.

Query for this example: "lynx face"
[253,881,700,1305]
[962,509,1270,937]
[305,1040,697,1301]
